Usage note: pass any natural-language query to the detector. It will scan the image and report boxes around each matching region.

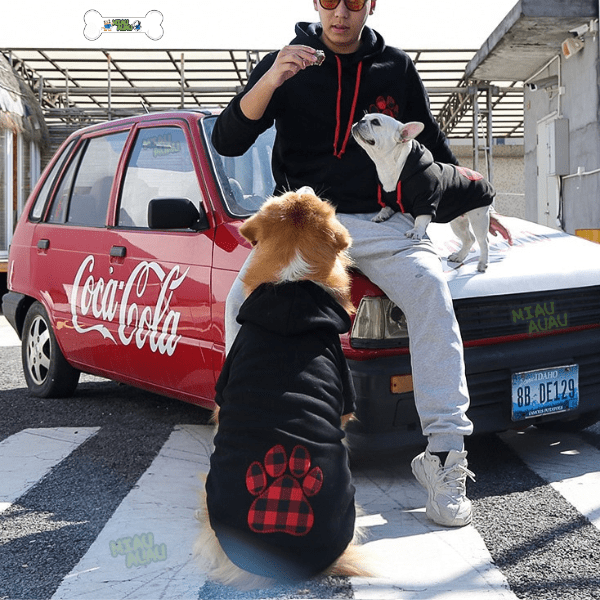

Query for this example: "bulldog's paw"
[371,207,394,223]
[246,444,323,536]
[405,228,424,240]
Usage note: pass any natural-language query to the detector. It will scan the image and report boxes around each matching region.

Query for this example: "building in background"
[0,52,48,272]
[466,0,599,238]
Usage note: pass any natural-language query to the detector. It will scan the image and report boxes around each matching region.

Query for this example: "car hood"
[427,217,600,299]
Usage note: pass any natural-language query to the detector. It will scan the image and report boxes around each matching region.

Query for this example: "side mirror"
[148,198,209,231]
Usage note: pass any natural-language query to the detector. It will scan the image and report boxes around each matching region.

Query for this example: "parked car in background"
[3,110,600,451]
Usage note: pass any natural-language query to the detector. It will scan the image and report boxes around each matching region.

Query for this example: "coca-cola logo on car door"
[70,255,188,356]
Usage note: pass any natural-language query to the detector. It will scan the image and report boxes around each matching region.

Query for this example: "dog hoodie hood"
[236,280,351,337]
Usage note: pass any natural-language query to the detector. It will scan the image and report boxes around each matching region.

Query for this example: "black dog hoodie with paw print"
[205,281,357,582]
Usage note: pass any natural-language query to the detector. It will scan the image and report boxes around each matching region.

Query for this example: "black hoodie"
[206,281,357,581]
[380,142,496,221]
[212,22,458,214]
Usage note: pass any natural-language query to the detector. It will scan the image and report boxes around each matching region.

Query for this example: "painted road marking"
[51,424,213,600]
[351,457,517,599]
[50,427,518,599]
[0,315,20,347]
[7,424,596,598]
[501,428,600,530]
[0,427,100,512]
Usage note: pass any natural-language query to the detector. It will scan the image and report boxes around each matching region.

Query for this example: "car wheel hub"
[26,315,51,385]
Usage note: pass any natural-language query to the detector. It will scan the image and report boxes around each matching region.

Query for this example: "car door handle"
[37,239,50,250]
[110,246,127,258]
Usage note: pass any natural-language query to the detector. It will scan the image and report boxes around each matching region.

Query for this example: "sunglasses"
[319,0,368,11]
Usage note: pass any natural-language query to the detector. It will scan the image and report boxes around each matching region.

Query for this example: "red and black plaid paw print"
[246,445,323,537]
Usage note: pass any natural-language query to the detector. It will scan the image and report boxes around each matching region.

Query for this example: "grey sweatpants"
[225,211,473,452]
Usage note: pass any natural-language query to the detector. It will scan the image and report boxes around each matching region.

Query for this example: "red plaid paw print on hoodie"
[246,444,324,536]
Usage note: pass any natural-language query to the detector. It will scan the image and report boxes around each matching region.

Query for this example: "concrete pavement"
[1,314,20,347]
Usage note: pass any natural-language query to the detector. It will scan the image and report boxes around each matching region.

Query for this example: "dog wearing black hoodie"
[352,113,496,272]
[194,188,374,589]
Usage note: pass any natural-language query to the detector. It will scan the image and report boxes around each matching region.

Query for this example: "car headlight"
[350,296,409,348]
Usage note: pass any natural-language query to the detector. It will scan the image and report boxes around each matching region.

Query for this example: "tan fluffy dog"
[239,187,354,313]
[194,188,374,590]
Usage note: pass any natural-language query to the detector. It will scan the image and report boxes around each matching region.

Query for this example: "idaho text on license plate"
[511,364,579,421]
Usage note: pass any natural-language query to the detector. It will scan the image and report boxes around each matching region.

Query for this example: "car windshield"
[201,116,275,217]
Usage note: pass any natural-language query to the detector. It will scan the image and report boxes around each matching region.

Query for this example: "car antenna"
[140,100,150,114]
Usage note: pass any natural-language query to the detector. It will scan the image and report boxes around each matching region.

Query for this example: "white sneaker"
[411,449,475,527]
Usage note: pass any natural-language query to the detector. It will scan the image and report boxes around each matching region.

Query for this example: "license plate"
[511,364,579,421]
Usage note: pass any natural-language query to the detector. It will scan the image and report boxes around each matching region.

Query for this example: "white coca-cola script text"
[70,255,189,356]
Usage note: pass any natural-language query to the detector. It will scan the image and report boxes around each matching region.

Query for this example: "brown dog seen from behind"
[239,187,354,314]
[195,188,375,590]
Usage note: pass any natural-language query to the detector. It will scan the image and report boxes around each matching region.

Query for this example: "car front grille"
[453,285,600,343]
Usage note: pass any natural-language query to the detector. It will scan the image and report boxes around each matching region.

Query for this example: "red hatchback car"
[4,110,600,450]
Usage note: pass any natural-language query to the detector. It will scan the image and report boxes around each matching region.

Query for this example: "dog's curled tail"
[325,507,379,578]
[324,542,379,578]
[194,477,275,591]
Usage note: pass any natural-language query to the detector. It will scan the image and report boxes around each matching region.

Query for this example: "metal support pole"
[486,86,494,184]
[180,53,185,108]
[107,53,112,121]
[472,88,479,173]
[246,51,259,78]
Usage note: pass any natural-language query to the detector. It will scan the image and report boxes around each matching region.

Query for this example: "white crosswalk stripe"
[500,428,600,531]
[52,425,212,600]
[0,427,100,512]
[351,459,517,599]
[0,315,20,347]
[1,423,598,598]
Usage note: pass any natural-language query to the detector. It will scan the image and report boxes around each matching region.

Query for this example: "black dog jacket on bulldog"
[206,280,357,582]
[380,142,495,222]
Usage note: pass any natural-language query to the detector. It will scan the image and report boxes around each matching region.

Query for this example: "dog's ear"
[398,121,425,143]
[239,216,261,246]
[332,222,352,252]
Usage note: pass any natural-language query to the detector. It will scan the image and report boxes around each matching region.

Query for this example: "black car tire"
[21,301,80,398]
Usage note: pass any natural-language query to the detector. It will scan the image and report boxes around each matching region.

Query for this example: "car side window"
[118,126,202,228]
[68,132,128,226]
[47,142,85,224]
[47,132,128,226]
[30,140,75,221]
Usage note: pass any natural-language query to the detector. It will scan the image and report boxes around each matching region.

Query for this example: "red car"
[4,111,600,450]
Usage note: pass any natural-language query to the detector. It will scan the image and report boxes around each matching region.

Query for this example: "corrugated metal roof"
[1,48,523,140]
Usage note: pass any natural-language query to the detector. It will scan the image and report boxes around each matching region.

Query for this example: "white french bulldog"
[352,113,494,272]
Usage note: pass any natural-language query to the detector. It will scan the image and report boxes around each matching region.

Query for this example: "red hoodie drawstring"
[333,56,363,159]
[377,181,405,213]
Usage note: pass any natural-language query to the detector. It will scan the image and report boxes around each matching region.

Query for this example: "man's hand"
[266,45,321,88]
[240,45,320,121]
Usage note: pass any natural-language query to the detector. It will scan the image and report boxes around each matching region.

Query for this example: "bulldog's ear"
[399,122,425,143]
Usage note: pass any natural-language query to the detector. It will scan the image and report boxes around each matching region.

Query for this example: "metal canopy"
[466,0,599,81]
[1,47,524,142]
